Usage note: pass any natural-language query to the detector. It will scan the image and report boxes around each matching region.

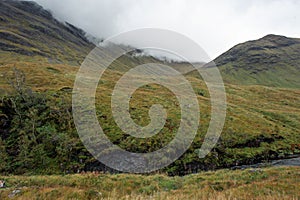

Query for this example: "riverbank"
[0,166,299,200]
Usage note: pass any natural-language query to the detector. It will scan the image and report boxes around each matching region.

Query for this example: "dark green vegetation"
[0,0,299,176]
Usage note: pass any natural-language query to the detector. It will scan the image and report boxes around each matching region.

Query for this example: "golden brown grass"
[0,166,299,200]
[1,61,299,167]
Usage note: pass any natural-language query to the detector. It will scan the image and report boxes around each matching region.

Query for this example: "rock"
[272,157,300,167]
[8,189,21,198]
[248,168,263,173]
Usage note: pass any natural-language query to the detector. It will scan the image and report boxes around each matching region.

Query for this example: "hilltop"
[215,34,300,88]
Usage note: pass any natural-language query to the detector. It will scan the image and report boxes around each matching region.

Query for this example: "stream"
[231,154,300,170]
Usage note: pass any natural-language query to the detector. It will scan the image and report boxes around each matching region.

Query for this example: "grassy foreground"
[0,166,299,200]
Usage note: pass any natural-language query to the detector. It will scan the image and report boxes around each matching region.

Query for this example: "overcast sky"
[33,0,300,60]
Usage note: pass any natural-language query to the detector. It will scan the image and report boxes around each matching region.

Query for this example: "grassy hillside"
[0,0,94,65]
[215,34,300,88]
[0,166,299,199]
[0,60,299,175]
[0,1,299,176]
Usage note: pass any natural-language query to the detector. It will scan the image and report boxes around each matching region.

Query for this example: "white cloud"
[32,0,300,60]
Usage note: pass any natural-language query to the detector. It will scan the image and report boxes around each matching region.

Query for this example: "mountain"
[2,1,299,89]
[0,0,94,65]
[0,1,299,176]
[215,34,300,88]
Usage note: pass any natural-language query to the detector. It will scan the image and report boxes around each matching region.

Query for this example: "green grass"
[215,35,300,88]
[0,59,299,174]
[0,1,94,66]
[0,1,299,175]
[0,3,299,199]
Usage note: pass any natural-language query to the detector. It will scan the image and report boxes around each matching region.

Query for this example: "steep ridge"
[0,0,95,65]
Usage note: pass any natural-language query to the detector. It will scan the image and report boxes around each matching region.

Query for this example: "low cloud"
[33,0,300,60]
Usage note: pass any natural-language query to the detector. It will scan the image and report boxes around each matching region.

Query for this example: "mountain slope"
[0,1,299,175]
[0,0,94,65]
[215,34,300,88]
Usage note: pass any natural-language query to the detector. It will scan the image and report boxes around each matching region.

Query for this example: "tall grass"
[0,166,299,200]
